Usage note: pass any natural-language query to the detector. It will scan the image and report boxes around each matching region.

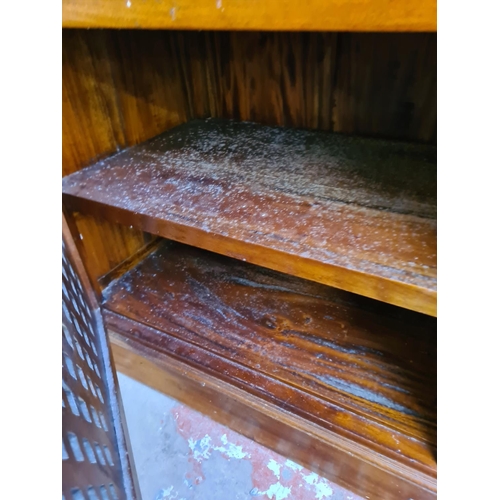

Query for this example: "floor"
[118,373,362,500]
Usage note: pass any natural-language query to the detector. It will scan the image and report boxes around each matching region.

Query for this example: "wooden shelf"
[62,0,436,32]
[101,241,436,498]
[63,119,437,315]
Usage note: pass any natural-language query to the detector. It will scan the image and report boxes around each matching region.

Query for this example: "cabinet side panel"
[62,30,190,290]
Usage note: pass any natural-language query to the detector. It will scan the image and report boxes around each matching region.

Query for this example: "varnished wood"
[98,238,161,290]
[63,119,436,315]
[63,30,152,289]
[103,241,436,498]
[111,335,436,500]
[332,33,437,143]
[63,30,124,177]
[61,27,437,498]
[63,30,437,145]
[62,30,437,286]
[62,0,436,32]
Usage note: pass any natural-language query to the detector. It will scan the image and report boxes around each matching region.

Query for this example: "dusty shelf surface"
[63,119,437,315]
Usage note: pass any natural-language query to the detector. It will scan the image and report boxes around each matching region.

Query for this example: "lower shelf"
[102,241,436,499]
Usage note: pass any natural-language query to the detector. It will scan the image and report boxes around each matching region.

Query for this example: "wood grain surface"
[63,29,436,291]
[63,30,152,289]
[63,30,437,147]
[62,0,437,32]
[63,119,437,315]
[102,241,436,497]
[111,334,436,500]
[62,28,438,497]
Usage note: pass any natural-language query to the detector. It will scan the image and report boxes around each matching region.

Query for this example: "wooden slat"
[102,241,436,499]
[63,119,436,315]
[62,0,436,32]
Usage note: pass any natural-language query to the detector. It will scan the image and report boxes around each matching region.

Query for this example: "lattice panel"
[62,230,135,500]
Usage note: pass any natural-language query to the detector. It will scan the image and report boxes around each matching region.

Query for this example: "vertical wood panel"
[62,30,125,177]
[332,33,437,142]
[107,31,190,145]
[63,31,150,290]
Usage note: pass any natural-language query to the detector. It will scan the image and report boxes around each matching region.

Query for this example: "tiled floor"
[118,373,361,500]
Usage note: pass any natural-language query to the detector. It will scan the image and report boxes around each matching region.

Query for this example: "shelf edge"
[64,194,437,316]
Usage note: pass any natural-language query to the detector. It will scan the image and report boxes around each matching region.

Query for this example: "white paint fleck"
[187,434,212,461]
[267,458,281,478]
[303,472,319,485]
[170,7,176,19]
[126,0,131,7]
[188,433,249,461]
[214,434,249,459]
[216,0,222,8]
[264,482,291,500]
[315,482,334,500]
[302,472,334,500]
[155,486,178,500]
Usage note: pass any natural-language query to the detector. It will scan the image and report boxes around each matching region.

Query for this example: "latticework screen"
[62,222,137,500]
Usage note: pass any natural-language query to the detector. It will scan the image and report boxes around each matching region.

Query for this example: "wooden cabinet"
[62,6,436,497]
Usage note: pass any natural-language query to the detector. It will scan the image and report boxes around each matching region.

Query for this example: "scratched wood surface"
[62,29,436,290]
[102,241,437,496]
[62,0,437,31]
[63,119,436,315]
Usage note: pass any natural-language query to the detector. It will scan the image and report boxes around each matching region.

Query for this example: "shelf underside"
[63,119,437,316]
[101,241,436,495]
